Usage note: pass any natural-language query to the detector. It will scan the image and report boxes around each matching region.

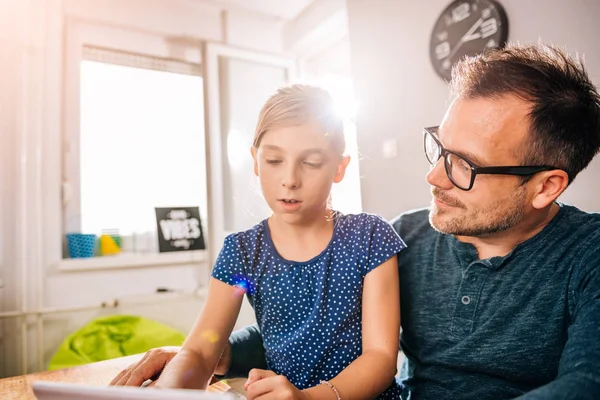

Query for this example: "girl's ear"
[333,156,351,183]
[250,147,259,176]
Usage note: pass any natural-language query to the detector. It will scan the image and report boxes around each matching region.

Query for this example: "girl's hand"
[244,369,311,400]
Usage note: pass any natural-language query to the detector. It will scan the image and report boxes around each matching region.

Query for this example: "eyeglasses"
[423,126,558,191]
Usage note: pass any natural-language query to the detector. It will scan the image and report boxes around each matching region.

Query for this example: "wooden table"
[0,354,240,399]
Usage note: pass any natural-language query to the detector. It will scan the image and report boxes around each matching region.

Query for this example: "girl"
[155,84,405,399]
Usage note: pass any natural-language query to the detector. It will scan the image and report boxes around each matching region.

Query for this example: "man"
[111,44,600,399]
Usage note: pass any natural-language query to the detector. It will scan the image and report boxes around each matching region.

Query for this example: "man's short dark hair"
[450,43,600,184]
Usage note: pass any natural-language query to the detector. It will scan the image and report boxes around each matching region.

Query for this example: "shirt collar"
[446,202,567,270]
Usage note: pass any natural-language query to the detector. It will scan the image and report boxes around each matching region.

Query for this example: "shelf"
[57,250,207,272]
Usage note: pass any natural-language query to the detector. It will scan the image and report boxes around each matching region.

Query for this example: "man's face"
[427,95,534,237]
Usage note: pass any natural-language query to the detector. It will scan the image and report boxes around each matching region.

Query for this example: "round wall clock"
[430,0,508,81]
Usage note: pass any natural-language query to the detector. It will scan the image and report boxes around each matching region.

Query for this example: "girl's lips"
[278,200,302,211]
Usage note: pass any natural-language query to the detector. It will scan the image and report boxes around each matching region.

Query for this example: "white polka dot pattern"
[212,212,406,396]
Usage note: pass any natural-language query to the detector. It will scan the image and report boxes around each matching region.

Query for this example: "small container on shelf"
[100,229,121,256]
[66,233,97,258]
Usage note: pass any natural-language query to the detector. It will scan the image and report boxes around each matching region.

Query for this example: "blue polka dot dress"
[211,212,406,398]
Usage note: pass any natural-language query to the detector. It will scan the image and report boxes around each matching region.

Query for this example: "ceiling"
[206,0,314,20]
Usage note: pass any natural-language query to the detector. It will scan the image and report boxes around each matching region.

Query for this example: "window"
[65,48,207,255]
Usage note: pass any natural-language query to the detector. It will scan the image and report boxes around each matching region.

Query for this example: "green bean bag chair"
[48,315,186,370]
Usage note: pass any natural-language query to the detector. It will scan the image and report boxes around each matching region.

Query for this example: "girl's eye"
[265,159,282,165]
[304,162,322,168]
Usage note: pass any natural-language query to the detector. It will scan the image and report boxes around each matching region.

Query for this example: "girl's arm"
[305,255,400,400]
[154,277,244,390]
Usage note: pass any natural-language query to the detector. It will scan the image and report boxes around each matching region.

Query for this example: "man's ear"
[531,170,569,209]
[333,156,351,183]
[250,147,259,176]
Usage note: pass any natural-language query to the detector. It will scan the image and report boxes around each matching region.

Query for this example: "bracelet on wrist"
[319,380,341,400]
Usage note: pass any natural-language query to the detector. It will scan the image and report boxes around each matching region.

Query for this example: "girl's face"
[251,122,350,224]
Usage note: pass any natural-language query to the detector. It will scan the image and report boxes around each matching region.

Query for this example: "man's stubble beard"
[429,187,527,237]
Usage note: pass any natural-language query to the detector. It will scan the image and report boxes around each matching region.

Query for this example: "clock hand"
[462,32,481,42]
[445,17,484,61]
[462,17,484,42]
[446,40,465,63]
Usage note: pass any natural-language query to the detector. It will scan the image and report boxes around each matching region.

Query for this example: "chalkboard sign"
[155,207,205,252]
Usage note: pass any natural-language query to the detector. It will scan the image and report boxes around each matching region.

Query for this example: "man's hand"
[110,347,180,386]
[109,342,232,387]
[244,369,311,400]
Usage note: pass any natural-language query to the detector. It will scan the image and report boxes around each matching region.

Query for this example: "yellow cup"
[99,234,121,256]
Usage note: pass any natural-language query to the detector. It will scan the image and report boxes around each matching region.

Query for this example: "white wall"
[347,0,600,219]
[0,0,59,377]
[0,0,287,377]
[284,0,347,58]
[225,9,285,53]
[301,36,352,77]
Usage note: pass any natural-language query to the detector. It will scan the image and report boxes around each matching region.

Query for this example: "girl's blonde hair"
[252,84,345,155]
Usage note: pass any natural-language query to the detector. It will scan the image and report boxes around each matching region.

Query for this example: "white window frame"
[202,43,297,265]
[61,19,206,270]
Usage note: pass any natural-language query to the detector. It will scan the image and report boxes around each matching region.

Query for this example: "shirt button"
[461,295,471,305]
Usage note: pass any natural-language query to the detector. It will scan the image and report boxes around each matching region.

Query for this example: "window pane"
[79,61,206,249]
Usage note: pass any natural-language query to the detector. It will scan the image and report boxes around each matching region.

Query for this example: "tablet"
[32,381,238,400]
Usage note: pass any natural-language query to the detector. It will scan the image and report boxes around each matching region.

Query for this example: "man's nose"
[426,157,453,190]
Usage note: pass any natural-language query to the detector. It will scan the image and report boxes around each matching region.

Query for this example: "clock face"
[430,0,508,81]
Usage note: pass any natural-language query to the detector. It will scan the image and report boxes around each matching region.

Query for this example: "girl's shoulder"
[335,211,391,231]
[334,211,402,245]
[224,219,268,250]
